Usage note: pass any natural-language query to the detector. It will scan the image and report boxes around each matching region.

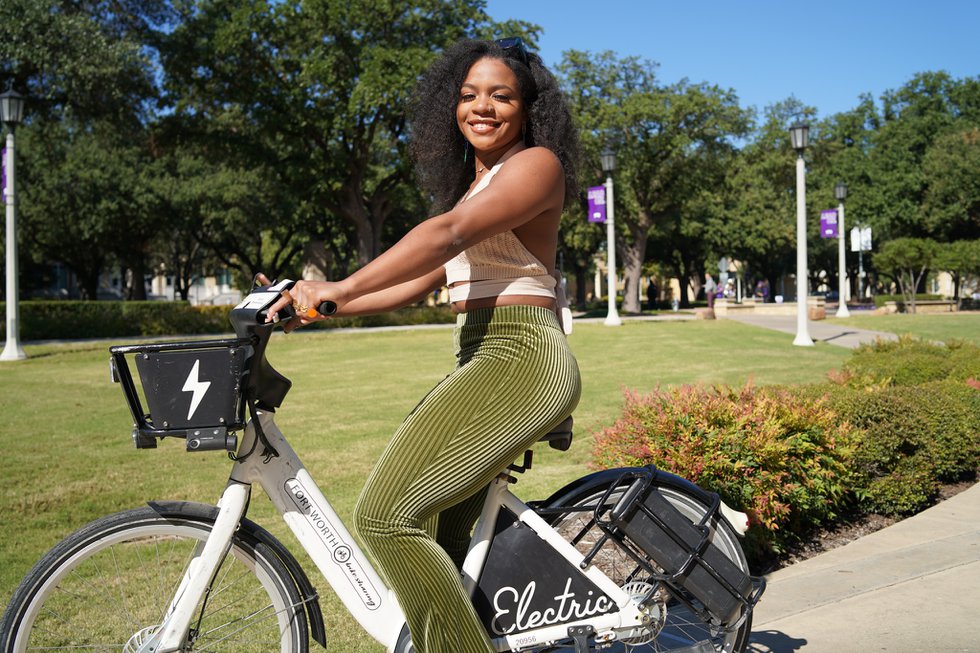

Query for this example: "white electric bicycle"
[1,280,764,653]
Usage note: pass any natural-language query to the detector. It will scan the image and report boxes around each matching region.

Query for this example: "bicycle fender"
[643,468,751,535]
[147,500,327,649]
[538,465,738,531]
[536,466,645,510]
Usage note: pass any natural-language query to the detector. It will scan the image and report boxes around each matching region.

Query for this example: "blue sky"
[485,0,980,120]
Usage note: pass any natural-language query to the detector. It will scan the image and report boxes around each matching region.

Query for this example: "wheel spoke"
[3,508,307,653]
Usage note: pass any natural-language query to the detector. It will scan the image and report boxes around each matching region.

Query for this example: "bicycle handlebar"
[232,278,336,331]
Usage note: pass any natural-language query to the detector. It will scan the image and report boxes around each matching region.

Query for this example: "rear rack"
[589,469,765,630]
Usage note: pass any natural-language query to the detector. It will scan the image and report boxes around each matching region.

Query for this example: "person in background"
[705,272,718,309]
[646,276,658,310]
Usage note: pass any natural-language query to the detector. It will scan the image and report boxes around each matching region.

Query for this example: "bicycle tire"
[545,484,752,653]
[1,505,308,653]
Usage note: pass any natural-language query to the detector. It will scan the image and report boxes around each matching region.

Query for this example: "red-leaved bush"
[591,383,856,552]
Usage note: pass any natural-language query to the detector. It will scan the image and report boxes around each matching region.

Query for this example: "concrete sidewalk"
[721,313,897,349]
[721,312,979,651]
[748,481,980,652]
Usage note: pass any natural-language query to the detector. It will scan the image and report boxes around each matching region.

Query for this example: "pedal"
[567,624,595,653]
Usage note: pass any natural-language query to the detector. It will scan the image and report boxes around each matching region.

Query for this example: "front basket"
[110,338,252,449]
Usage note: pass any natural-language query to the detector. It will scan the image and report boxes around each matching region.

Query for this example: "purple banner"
[820,209,838,238]
[587,185,606,223]
[1,147,5,203]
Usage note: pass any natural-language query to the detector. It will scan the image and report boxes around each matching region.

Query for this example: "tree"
[0,0,170,124]
[557,199,604,308]
[873,237,938,313]
[861,72,969,241]
[158,0,534,278]
[18,121,162,299]
[1,0,173,300]
[934,239,980,308]
[716,99,816,301]
[558,51,749,312]
[923,128,980,242]
[807,97,880,300]
[149,150,266,299]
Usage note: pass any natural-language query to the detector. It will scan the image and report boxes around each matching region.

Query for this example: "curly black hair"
[409,39,580,214]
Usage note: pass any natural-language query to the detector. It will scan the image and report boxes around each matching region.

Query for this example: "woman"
[267,37,581,652]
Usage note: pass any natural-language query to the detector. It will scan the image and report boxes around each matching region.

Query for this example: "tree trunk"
[338,183,393,269]
[677,250,701,309]
[126,258,148,301]
[573,266,589,309]
[897,272,914,313]
[621,212,652,314]
[353,215,376,269]
[302,240,332,281]
[78,272,99,301]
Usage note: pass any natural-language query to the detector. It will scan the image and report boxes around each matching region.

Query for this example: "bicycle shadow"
[549,630,806,653]
[746,629,807,652]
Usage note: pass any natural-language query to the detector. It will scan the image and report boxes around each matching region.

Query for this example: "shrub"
[818,379,980,515]
[816,337,979,515]
[872,293,942,308]
[591,383,856,555]
[5,301,229,340]
[3,301,456,340]
[838,336,980,386]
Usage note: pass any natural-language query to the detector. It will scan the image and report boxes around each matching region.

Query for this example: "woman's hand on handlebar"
[258,274,347,333]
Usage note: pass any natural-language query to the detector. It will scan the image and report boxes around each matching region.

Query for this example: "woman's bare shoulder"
[508,146,562,170]
[496,146,563,188]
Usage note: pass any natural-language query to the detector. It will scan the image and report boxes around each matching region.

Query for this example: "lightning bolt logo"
[182,360,211,420]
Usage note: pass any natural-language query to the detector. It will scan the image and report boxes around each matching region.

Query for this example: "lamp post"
[1,88,27,361]
[600,148,622,326]
[789,123,813,346]
[834,181,850,318]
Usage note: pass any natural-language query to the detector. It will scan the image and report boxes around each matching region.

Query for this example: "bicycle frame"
[107,283,756,653]
[145,409,648,653]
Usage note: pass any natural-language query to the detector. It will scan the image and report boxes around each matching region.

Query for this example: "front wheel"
[546,483,753,652]
[1,505,308,653]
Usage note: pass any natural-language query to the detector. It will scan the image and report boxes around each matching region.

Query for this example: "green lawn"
[0,316,909,650]
[825,311,980,345]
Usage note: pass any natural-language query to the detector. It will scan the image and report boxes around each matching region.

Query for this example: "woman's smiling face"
[456,57,526,157]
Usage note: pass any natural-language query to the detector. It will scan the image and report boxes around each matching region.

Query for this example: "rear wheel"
[1,505,308,653]
[545,484,752,652]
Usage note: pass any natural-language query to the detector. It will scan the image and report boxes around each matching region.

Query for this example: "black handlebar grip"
[317,301,338,316]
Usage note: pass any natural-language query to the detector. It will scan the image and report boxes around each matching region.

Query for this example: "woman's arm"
[338,268,446,316]
[337,148,563,298]
[268,147,563,320]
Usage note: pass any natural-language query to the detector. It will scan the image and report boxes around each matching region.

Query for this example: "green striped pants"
[353,305,581,653]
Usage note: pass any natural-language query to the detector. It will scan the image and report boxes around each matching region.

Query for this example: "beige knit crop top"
[443,144,557,304]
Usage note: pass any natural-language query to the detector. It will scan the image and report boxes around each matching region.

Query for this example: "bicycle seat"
[539,416,573,451]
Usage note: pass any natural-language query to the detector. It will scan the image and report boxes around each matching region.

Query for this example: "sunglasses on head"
[496,37,530,67]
